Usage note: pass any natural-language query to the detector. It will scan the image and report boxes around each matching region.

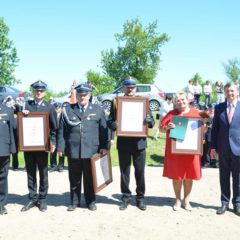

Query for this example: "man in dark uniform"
[0,101,16,215]
[21,80,57,212]
[108,77,155,211]
[49,102,65,172]
[57,83,108,211]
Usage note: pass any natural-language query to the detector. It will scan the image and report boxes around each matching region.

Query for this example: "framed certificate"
[171,117,203,155]
[91,152,113,193]
[17,112,50,151]
[116,96,148,137]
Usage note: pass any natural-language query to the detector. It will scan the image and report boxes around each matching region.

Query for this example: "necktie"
[80,106,85,116]
[228,104,234,124]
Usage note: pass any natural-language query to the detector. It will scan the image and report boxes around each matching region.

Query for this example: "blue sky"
[1,0,240,93]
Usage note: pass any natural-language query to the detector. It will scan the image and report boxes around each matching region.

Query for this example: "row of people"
[186,79,239,105]
[0,78,153,215]
[0,79,239,218]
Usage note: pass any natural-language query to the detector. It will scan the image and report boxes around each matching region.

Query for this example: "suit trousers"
[0,156,10,206]
[24,152,49,201]
[118,149,146,200]
[11,152,19,169]
[219,151,240,205]
[68,158,95,206]
[50,149,64,168]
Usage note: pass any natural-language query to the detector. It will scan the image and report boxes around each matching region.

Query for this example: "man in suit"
[108,77,155,211]
[210,82,240,216]
[57,83,108,211]
[21,80,57,212]
[0,102,16,215]
[49,102,65,172]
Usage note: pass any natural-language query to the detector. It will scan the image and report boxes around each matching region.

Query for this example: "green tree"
[192,72,203,84]
[86,70,115,95]
[101,18,169,87]
[223,58,240,82]
[0,17,19,85]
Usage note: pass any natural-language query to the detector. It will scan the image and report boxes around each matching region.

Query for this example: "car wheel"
[102,100,112,111]
[149,100,160,111]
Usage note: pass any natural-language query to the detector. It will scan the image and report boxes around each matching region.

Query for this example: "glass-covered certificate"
[18,112,50,151]
[91,152,113,193]
[116,96,149,137]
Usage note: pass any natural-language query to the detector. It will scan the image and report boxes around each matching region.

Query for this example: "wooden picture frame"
[91,152,113,193]
[18,112,50,151]
[116,96,148,137]
[171,117,203,155]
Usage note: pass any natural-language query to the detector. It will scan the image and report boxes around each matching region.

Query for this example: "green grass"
[13,114,165,168]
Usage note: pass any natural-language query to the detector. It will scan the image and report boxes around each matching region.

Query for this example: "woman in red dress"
[160,91,202,211]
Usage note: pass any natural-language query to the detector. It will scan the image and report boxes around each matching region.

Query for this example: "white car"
[54,93,99,105]
[97,84,164,111]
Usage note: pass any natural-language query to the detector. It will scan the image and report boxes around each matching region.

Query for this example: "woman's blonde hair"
[174,91,188,103]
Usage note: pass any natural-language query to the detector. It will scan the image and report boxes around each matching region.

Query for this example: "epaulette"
[62,102,70,108]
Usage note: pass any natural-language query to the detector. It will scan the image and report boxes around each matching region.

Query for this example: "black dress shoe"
[119,200,129,210]
[202,163,210,169]
[38,201,47,212]
[0,206,8,215]
[216,204,229,215]
[67,204,78,211]
[21,200,37,212]
[49,166,57,172]
[234,205,240,216]
[58,166,64,172]
[136,200,147,211]
[88,202,97,211]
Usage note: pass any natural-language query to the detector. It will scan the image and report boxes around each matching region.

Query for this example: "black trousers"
[24,152,49,201]
[202,141,210,166]
[118,149,146,200]
[219,152,240,205]
[68,158,95,206]
[50,150,65,167]
[12,152,19,169]
[0,156,10,206]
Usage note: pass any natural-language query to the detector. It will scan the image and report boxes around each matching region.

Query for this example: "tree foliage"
[223,58,240,82]
[192,72,203,84]
[86,70,115,95]
[101,18,169,87]
[0,17,19,86]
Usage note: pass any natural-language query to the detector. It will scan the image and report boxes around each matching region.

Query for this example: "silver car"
[97,84,164,111]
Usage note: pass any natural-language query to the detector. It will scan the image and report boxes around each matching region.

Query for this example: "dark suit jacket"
[108,97,155,151]
[24,100,57,146]
[57,103,108,159]
[211,100,240,156]
[0,104,16,156]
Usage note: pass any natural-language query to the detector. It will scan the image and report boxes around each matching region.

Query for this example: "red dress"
[160,108,202,180]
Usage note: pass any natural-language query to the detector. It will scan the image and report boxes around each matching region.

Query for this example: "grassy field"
[13,115,166,168]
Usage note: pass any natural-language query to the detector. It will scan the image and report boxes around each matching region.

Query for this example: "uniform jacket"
[211,100,240,156]
[57,102,108,159]
[108,96,155,151]
[24,100,57,146]
[0,104,16,156]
